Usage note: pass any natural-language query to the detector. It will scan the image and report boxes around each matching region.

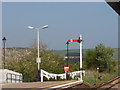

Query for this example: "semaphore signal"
[67,37,82,43]
[66,34,83,81]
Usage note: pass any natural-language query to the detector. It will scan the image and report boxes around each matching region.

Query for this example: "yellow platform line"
[39,80,75,88]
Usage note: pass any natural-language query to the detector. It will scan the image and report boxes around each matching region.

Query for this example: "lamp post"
[65,41,69,80]
[66,42,69,66]
[27,25,48,82]
[2,37,6,69]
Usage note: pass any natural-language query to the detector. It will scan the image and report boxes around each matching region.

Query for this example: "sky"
[2,2,118,50]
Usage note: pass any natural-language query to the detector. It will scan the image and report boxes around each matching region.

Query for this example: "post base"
[38,70,41,81]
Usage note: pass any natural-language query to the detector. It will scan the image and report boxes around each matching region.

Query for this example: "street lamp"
[66,42,69,66]
[2,37,6,69]
[27,25,48,82]
[65,41,69,80]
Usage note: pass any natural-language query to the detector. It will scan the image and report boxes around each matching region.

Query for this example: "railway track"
[94,76,120,90]
[61,81,91,89]
[2,76,119,90]
[63,76,120,90]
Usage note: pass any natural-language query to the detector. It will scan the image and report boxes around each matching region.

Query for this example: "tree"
[6,43,65,82]
[84,49,96,69]
[85,43,114,72]
[95,44,114,72]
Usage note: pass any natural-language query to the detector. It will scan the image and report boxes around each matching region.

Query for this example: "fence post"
[41,69,43,82]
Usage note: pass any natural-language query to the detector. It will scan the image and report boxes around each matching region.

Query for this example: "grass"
[83,69,118,86]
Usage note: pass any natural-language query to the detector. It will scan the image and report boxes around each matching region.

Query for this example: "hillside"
[53,48,118,61]
[5,48,118,61]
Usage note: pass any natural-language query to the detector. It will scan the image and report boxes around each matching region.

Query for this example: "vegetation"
[5,43,64,82]
[83,68,118,85]
[83,44,118,85]
[84,43,114,72]
[4,43,118,84]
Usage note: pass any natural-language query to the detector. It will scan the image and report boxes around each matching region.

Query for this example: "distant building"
[64,52,87,63]
[64,52,81,63]
[64,53,80,59]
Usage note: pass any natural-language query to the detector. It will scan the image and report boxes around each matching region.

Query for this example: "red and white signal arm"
[64,66,69,71]
[67,37,81,43]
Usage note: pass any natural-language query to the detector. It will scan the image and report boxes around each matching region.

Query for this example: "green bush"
[84,43,114,72]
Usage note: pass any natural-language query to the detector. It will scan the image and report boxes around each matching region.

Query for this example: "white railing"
[70,71,85,79]
[6,73,22,83]
[41,69,85,82]
[0,69,22,84]
[41,69,66,82]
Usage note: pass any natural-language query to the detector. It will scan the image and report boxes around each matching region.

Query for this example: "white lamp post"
[27,25,48,81]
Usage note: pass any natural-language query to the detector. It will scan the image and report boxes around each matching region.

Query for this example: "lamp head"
[2,37,6,43]
[41,25,48,29]
[66,42,69,45]
[27,26,34,29]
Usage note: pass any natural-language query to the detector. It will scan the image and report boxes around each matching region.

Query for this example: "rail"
[6,73,22,83]
[41,69,85,82]
[95,76,120,89]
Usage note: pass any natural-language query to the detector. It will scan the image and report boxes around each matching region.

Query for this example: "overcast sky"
[2,2,118,50]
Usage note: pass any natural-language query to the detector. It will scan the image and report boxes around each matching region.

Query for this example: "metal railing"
[41,69,85,82]
[6,73,22,83]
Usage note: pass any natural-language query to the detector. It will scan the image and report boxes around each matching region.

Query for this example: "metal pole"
[27,25,48,82]
[80,35,82,69]
[79,34,83,81]
[37,29,40,81]
[66,42,69,66]
[3,41,5,69]
[37,29,40,69]
[66,42,69,80]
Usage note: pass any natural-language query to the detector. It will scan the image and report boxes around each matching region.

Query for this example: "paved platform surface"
[1,80,77,89]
